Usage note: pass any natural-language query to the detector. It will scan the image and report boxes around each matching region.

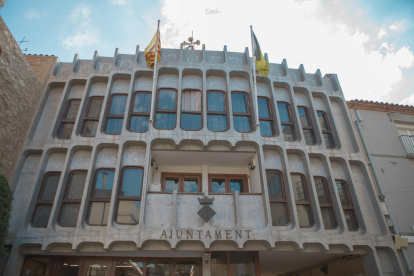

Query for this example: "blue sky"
[1,0,414,104]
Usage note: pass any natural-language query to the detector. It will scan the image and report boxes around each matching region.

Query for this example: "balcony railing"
[399,135,414,158]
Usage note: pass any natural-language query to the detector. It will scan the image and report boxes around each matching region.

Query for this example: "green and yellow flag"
[252,31,269,77]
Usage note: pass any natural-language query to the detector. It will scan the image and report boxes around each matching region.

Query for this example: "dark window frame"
[104,93,128,135]
[231,91,253,133]
[115,166,144,225]
[86,168,115,226]
[277,101,296,141]
[336,179,359,231]
[154,88,178,130]
[30,171,61,228]
[208,174,249,194]
[258,96,274,137]
[58,98,81,139]
[314,176,338,229]
[207,90,229,132]
[180,89,203,131]
[161,172,202,193]
[80,96,104,137]
[211,251,260,276]
[291,173,314,228]
[266,170,290,226]
[57,170,88,227]
[298,106,316,145]
[317,110,335,148]
[128,91,151,133]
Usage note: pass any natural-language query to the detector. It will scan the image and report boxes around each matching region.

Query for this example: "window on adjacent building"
[155,89,177,130]
[291,173,314,227]
[336,180,358,231]
[266,170,290,226]
[212,252,257,276]
[31,172,61,227]
[129,92,151,132]
[80,97,104,137]
[105,94,128,135]
[314,177,337,229]
[258,97,274,137]
[181,90,202,130]
[86,169,115,226]
[58,99,81,139]
[232,92,252,132]
[207,91,228,131]
[277,102,296,141]
[161,173,201,193]
[317,111,335,148]
[209,174,249,194]
[298,106,316,145]
[58,170,88,227]
[116,167,144,224]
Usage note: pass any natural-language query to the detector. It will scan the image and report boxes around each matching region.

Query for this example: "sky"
[1,0,414,104]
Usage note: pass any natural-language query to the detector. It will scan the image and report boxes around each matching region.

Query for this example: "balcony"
[399,135,414,158]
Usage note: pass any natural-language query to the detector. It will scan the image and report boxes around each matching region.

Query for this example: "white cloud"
[61,5,99,50]
[390,20,406,31]
[378,27,387,39]
[110,0,128,5]
[25,10,46,19]
[157,0,414,103]
[400,94,414,105]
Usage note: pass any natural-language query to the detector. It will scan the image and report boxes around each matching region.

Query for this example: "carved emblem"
[197,191,216,222]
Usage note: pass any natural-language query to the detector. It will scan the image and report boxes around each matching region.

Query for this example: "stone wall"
[0,15,43,180]
[25,54,57,88]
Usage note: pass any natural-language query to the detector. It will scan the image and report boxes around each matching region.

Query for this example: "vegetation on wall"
[0,174,13,256]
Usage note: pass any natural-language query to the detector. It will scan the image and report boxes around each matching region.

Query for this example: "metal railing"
[399,135,414,157]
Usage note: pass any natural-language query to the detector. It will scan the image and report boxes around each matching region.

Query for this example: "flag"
[251,31,269,77]
[144,30,161,68]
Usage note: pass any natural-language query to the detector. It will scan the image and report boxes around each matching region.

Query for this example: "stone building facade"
[348,100,414,275]
[3,42,409,276]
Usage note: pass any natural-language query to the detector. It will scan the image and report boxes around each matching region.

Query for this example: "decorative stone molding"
[347,99,414,115]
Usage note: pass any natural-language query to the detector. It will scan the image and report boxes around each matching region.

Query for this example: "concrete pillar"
[3,245,25,276]
[202,252,211,276]
[361,248,383,276]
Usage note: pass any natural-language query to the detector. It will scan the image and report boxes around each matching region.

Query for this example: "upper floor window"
[209,174,249,194]
[86,169,115,226]
[317,111,335,148]
[58,170,88,227]
[58,99,81,139]
[298,106,316,145]
[336,180,358,231]
[161,173,201,193]
[232,92,252,132]
[291,173,314,227]
[105,94,128,135]
[31,172,61,227]
[116,167,144,224]
[129,92,151,132]
[207,91,228,131]
[266,170,289,226]
[277,102,296,141]
[80,97,104,137]
[181,90,202,131]
[314,177,337,229]
[258,97,274,137]
[155,89,177,130]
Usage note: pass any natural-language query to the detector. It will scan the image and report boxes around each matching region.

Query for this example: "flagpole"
[250,25,260,128]
[149,20,160,125]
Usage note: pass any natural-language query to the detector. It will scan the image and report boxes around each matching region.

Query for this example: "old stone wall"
[0,15,43,180]
[25,54,57,88]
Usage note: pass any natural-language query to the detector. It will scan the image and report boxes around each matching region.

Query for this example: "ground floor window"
[20,256,201,276]
[211,251,258,276]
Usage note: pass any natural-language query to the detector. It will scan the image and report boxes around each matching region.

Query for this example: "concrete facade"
[3,43,407,275]
[348,100,414,275]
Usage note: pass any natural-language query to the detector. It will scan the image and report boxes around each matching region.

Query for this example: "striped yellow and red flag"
[144,30,161,68]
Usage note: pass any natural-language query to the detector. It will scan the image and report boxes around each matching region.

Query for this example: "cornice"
[347,99,414,115]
